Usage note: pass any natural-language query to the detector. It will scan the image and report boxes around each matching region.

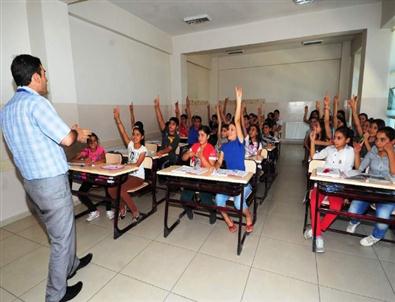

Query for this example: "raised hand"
[304,105,308,113]
[235,86,243,101]
[323,95,330,109]
[186,96,190,107]
[129,102,134,112]
[75,126,92,143]
[333,95,339,106]
[113,107,120,120]
[309,129,317,142]
[363,131,370,142]
[154,96,160,107]
[316,100,321,110]
[175,101,180,113]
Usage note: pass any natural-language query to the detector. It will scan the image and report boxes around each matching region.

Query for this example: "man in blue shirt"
[0,55,92,302]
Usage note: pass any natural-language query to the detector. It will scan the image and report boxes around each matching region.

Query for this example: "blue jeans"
[348,200,395,239]
[215,184,252,210]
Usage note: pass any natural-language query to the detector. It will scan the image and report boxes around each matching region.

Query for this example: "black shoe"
[209,211,217,224]
[67,253,93,280]
[60,282,83,302]
[185,207,193,220]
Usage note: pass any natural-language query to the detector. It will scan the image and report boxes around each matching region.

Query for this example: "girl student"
[346,126,395,247]
[214,86,254,233]
[215,102,229,153]
[304,124,355,252]
[181,125,218,223]
[73,133,114,221]
[175,101,189,138]
[244,123,263,158]
[112,107,147,220]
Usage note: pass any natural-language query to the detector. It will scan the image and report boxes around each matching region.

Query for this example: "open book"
[213,169,248,178]
[174,165,208,175]
[316,167,341,178]
[343,170,394,184]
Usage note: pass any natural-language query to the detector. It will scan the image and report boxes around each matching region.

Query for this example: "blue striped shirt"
[0,87,70,180]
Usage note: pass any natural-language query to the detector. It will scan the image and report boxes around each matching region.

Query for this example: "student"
[261,122,279,145]
[215,103,229,153]
[207,104,218,146]
[175,101,189,138]
[73,133,114,221]
[362,118,386,153]
[223,97,233,124]
[185,96,202,146]
[154,97,180,165]
[215,87,254,233]
[112,108,147,219]
[346,126,395,246]
[245,124,263,157]
[304,126,355,252]
[181,125,217,223]
[273,109,283,136]
[303,105,320,125]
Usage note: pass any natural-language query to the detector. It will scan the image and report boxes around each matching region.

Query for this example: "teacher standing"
[0,55,92,302]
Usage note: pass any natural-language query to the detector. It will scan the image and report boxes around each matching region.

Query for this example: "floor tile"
[320,286,385,302]
[0,235,41,267]
[200,224,260,266]
[0,288,18,302]
[75,221,110,254]
[173,253,249,302]
[242,268,319,302]
[253,236,318,283]
[317,250,395,301]
[165,293,196,302]
[156,219,213,251]
[0,229,13,241]
[89,274,168,302]
[0,247,49,296]
[373,242,395,263]
[129,212,164,240]
[381,260,395,291]
[122,241,195,290]
[17,223,50,247]
[90,233,151,272]
[3,215,39,234]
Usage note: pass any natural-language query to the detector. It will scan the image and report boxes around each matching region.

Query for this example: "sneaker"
[86,210,100,222]
[346,221,360,234]
[59,282,83,302]
[303,227,313,240]
[360,235,381,247]
[106,210,115,220]
[315,237,325,253]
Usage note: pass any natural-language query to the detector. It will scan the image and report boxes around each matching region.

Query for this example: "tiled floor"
[1,144,394,302]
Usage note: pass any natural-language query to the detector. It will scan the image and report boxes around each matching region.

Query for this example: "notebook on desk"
[316,167,341,178]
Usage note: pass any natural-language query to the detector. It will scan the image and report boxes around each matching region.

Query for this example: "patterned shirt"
[0,87,70,180]
[359,146,395,177]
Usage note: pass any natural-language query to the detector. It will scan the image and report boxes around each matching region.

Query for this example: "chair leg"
[303,195,310,233]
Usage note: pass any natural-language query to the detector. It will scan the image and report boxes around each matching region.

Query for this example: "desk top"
[264,146,276,152]
[69,162,138,177]
[157,165,253,184]
[111,149,168,160]
[246,155,264,164]
[310,170,395,191]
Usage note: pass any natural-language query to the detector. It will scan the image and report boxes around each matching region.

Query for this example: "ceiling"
[106,0,379,36]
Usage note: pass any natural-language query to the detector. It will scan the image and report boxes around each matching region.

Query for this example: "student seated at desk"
[304,126,354,252]
[181,125,217,224]
[113,108,147,220]
[261,122,279,146]
[154,96,180,166]
[244,124,263,157]
[175,101,189,138]
[346,126,395,247]
[73,133,114,221]
[215,103,229,153]
[215,87,254,234]
[186,96,202,146]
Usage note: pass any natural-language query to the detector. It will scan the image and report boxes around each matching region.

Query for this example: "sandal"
[246,223,254,233]
[228,224,237,233]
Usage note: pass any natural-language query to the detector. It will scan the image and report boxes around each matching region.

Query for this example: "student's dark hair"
[263,122,272,128]
[134,121,144,130]
[11,54,42,86]
[248,124,262,146]
[211,114,217,119]
[378,126,395,141]
[169,117,179,126]
[87,133,99,144]
[317,119,328,141]
[181,114,187,119]
[194,115,202,122]
[243,114,249,119]
[250,113,257,119]
[335,126,354,146]
[267,112,274,119]
[371,118,385,130]
[221,124,229,130]
[133,125,145,145]
[337,110,346,119]
[309,110,319,120]
[337,115,347,127]
[274,109,280,114]
[199,125,211,136]
[226,113,232,118]
[358,113,368,120]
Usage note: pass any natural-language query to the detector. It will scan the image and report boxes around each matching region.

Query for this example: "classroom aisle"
[1,144,394,302]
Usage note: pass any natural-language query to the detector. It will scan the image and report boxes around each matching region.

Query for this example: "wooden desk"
[309,170,395,252]
[69,163,145,239]
[157,165,255,255]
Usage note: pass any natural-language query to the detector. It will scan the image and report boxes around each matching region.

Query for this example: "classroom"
[1,0,394,301]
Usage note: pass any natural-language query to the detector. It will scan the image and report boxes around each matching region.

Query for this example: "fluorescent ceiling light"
[293,0,316,5]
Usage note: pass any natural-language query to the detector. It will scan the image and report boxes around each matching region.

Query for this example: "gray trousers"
[23,173,80,302]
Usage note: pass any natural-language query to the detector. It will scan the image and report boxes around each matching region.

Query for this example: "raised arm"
[154,96,166,131]
[323,95,332,140]
[258,103,264,128]
[129,102,135,129]
[234,86,244,143]
[218,100,226,123]
[186,96,192,126]
[175,101,180,121]
[303,105,309,124]
[240,101,247,137]
[309,129,317,159]
[333,95,339,128]
[348,96,363,136]
[223,97,229,119]
[207,103,211,125]
[316,100,323,120]
[353,142,362,169]
[113,106,131,146]
[216,103,222,139]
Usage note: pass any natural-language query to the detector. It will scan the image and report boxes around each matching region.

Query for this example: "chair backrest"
[244,159,256,174]
[260,149,268,159]
[105,153,122,165]
[308,159,325,173]
[145,143,158,153]
[142,156,153,170]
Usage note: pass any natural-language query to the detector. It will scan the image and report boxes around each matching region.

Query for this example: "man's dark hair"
[169,117,179,126]
[358,113,368,120]
[274,109,280,114]
[194,115,202,122]
[371,118,385,130]
[11,54,42,86]
[378,126,395,141]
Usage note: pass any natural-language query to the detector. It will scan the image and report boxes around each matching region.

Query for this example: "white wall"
[186,61,210,101]
[172,2,393,121]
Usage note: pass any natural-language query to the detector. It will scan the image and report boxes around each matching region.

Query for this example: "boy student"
[186,96,202,145]
[154,96,180,166]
